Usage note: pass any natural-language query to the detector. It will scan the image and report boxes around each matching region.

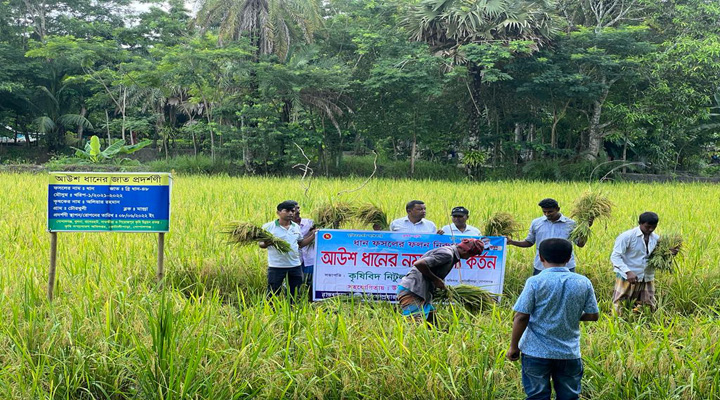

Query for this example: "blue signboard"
[313,230,507,302]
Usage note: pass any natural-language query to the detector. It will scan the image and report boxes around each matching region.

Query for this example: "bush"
[146,155,238,175]
[331,155,466,180]
[521,159,562,181]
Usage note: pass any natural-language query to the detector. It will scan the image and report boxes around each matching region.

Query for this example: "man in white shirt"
[292,204,316,298]
[439,206,481,237]
[260,200,315,301]
[610,211,675,315]
[389,200,438,234]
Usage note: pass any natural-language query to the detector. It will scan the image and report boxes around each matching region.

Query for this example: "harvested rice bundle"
[353,203,389,230]
[434,284,495,313]
[568,191,613,243]
[223,222,292,253]
[648,233,683,272]
[483,212,521,237]
[314,202,353,228]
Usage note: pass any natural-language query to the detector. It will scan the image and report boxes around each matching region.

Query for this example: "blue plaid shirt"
[513,267,599,359]
[525,215,577,271]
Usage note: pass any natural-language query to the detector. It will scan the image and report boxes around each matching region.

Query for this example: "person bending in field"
[610,211,676,315]
[260,200,315,302]
[507,198,589,275]
[292,203,316,300]
[397,238,484,327]
[390,200,439,234]
[507,238,599,400]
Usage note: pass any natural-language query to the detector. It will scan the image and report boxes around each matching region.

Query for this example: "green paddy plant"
[483,212,521,237]
[1,173,720,398]
[223,221,291,253]
[352,203,389,230]
[568,191,613,243]
[648,233,684,272]
[434,285,495,313]
[314,202,353,228]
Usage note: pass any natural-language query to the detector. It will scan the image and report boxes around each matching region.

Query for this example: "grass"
[0,174,718,398]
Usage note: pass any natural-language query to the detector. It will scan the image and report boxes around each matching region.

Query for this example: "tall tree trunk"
[121,88,127,142]
[105,110,111,144]
[77,104,87,140]
[410,131,417,176]
[550,100,569,149]
[585,77,614,160]
[466,64,483,148]
[528,123,536,161]
[586,96,607,159]
[202,97,215,161]
[514,123,522,165]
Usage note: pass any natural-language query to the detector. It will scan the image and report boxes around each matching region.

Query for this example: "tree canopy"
[1,0,718,177]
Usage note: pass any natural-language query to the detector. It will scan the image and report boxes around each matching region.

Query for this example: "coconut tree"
[194,0,322,61]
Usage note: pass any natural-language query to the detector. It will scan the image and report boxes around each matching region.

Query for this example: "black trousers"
[267,266,303,299]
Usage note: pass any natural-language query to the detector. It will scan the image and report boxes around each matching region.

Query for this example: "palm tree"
[405,0,556,55]
[404,0,557,145]
[194,0,321,61]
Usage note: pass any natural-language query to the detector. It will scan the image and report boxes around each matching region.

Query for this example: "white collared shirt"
[262,219,302,268]
[440,223,482,237]
[610,226,659,281]
[298,218,316,266]
[525,214,577,271]
[389,216,437,234]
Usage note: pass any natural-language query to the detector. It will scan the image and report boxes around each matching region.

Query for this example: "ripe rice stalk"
[434,284,495,313]
[352,203,389,230]
[648,233,684,272]
[314,202,353,228]
[483,212,521,237]
[569,191,613,243]
[223,221,292,253]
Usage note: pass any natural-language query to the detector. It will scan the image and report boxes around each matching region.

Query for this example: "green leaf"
[119,139,153,154]
[101,139,126,158]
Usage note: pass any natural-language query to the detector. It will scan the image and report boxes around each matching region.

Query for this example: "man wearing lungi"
[610,211,676,315]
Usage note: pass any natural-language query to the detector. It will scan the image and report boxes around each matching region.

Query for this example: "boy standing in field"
[507,238,599,400]
[397,238,485,326]
[260,200,315,301]
[610,211,675,315]
[507,198,589,275]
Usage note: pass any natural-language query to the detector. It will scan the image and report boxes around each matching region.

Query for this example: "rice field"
[0,173,719,399]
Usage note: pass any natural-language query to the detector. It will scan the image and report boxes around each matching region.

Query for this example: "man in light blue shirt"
[507,238,599,400]
[507,198,589,275]
[439,206,482,237]
[389,200,438,234]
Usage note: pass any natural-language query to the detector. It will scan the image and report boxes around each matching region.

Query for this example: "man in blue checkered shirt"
[507,238,599,400]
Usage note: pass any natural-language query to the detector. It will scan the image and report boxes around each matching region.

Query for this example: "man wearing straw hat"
[438,206,482,236]
[396,238,485,327]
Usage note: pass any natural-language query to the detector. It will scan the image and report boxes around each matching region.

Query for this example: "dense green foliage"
[1,0,719,176]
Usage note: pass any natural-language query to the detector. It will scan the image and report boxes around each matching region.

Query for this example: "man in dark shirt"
[397,238,485,326]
